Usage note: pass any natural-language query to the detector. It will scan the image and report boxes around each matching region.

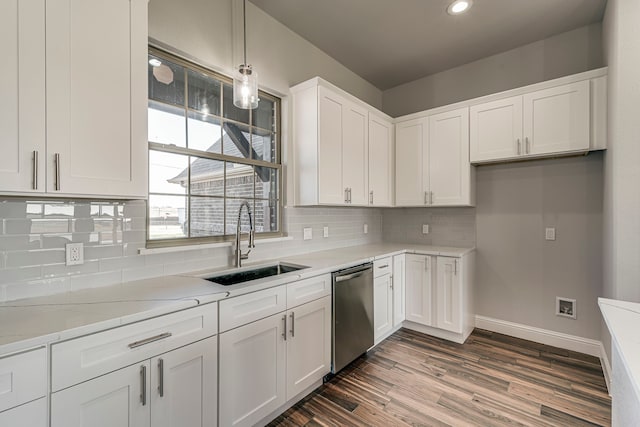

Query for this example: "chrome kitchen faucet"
[234,201,255,268]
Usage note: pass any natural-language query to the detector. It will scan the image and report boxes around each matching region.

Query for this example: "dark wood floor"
[268,328,611,427]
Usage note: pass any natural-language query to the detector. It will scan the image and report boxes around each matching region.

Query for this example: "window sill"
[138,235,293,255]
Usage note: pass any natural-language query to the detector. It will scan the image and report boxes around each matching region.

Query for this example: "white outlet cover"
[422,224,429,234]
[66,242,84,266]
[545,227,556,241]
[303,227,313,240]
[363,224,368,234]
[323,226,329,238]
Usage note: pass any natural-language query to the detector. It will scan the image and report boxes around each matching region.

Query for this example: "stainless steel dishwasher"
[331,263,374,374]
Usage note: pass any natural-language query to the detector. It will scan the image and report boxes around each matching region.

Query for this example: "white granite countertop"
[599,297,640,400]
[0,243,474,356]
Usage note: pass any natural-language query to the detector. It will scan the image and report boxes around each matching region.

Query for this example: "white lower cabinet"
[52,336,217,427]
[219,294,331,427]
[392,254,406,327]
[436,257,462,334]
[373,274,393,343]
[219,313,287,427]
[0,397,47,426]
[404,254,433,326]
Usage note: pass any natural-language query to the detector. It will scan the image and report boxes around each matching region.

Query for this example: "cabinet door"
[51,362,150,427]
[368,114,393,206]
[436,257,462,333]
[470,96,523,162]
[318,87,345,205]
[523,80,590,156]
[151,337,217,427]
[395,118,427,206]
[342,101,369,206]
[392,254,406,327]
[0,397,47,427]
[404,254,432,326]
[286,296,331,400]
[219,313,286,427]
[374,275,393,343]
[45,0,148,197]
[0,0,45,193]
[429,107,471,206]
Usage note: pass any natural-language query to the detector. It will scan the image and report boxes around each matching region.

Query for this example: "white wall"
[382,23,603,117]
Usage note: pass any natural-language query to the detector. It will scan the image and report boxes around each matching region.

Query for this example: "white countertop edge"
[0,243,474,355]
[598,297,640,401]
[137,236,294,255]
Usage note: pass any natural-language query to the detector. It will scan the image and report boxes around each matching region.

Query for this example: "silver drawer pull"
[140,365,147,406]
[158,358,164,397]
[128,332,172,349]
[32,150,38,190]
[377,265,388,269]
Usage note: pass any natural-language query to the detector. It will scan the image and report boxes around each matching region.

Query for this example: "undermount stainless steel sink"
[205,263,309,286]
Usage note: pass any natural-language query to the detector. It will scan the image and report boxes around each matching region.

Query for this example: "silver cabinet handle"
[282,315,287,341]
[158,358,164,397]
[32,151,38,190]
[54,153,61,191]
[369,190,373,205]
[140,365,147,406]
[349,188,352,203]
[128,332,172,349]
[454,260,458,275]
[290,312,295,338]
[516,139,521,155]
[525,137,530,154]
[390,276,393,289]
[424,191,428,205]
[377,264,389,269]
[344,188,349,203]
[430,191,434,205]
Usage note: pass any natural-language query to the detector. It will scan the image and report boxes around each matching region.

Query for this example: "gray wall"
[382,208,476,248]
[382,23,603,117]
[475,154,603,340]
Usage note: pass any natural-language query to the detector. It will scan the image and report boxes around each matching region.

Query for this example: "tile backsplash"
[0,199,384,302]
[382,207,476,247]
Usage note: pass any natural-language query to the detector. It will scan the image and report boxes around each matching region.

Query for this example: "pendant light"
[233,0,259,109]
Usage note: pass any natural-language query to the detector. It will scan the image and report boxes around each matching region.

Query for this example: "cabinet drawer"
[0,347,46,412]
[51,303,217,392]
[0,396,46,426]
[287,274,331,308]
[374,258,392,278]
[220,285,287,333]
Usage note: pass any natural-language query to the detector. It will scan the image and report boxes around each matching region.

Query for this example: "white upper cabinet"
[45,0,148,198]
[470,95,523,162]
[395,118,427,206]
[368,113,394,206]
[1,0,147,198]
[428,107,472,206]
[0,0,46,193]
[470,73,605,164]
[395,109,474,207]
[293,78,389,206]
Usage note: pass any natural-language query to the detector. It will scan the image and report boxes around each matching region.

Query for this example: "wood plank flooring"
[268,328,611,427]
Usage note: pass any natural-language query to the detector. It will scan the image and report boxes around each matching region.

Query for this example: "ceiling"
[250,0,607,90]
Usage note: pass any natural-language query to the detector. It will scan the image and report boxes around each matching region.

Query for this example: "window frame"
[146,47,283,249]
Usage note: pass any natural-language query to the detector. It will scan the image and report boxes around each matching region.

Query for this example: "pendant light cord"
[243,0,247,66]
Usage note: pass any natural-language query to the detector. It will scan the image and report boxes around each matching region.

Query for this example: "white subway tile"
[6,249,66,268]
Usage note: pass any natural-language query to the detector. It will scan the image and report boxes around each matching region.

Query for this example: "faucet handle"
[249,229,255,248]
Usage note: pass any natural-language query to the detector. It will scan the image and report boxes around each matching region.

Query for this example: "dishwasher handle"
[333,263,372,283]
[335,271,367,282]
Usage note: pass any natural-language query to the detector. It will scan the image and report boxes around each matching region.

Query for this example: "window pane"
[252,128,276,162]
[222,83,250,124]
[225,162,254,198]
[187,70,221,117]
[189,197,224,238]
[252,97,275,131]
[148,195,188,240]
[149,101,186,147]
[255,199,279,233]
[187,112,221,153]
[255,167,278,200]
[225,199,254,235]
[222,122,251,159]
[148,55,185,106]
[190,157,224,197]
[149,151,189,194]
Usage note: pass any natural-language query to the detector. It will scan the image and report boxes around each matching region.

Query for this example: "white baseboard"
[403,321,471,344]
[599,341,612,396]
[475,315,602,357]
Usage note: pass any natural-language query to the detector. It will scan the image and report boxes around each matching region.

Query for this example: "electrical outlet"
[303,227,313,240]
[323,226,329,238]
[422,224,430,234]
[66,242,84,266]
[363,223,368,234]
[545,227,556,241]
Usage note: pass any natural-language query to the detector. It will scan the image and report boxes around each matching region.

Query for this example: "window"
[147,48,281,246]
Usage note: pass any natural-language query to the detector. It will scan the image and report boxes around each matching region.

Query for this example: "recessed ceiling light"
[149,58,162,67]
[447,0,473,15]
